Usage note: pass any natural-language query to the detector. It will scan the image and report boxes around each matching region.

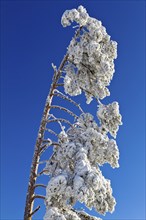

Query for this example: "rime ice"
[44,5,122,220]
[97,102,122,138]
[62,5,117,103]
[44,114,119,219]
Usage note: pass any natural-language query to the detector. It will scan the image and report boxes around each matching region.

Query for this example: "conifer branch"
[50,105,78,118]
[32,195,46,201]
[34,184,47,188]
[40,142,60,155]
[54,90,84,113]
[37,169,49,177]
[56,83,64,87]
[45,128,58,137]
[37,160,48,164]
[29,206,41,217]
[47,118,73,127]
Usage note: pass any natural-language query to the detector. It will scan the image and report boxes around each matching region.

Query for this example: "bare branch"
[51,142,60,147]
[37,160,48,164]
[50,105,78,118]
[56,83,64,87]
[29,206,41,217]
[37,169,48,177]
[32,194,46,201]
[34,184,46,188]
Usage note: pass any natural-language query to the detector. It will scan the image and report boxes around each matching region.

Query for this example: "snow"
[44,5,122,220]
[62,5,117,103]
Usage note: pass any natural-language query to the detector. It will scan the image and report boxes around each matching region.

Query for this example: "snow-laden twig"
[37,169,49,177]
[48,114,64,130]
[50,105,79,118]
[54,89,84,113]
[37,160,49,164]
[45,128,58,137]
[47,118,74,128]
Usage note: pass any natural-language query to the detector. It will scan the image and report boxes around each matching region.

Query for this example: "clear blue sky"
[1,1,145,220]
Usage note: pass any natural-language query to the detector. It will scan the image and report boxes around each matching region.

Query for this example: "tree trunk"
[24,54,68,220]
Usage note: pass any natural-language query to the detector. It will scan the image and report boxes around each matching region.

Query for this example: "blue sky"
[1,1,145,220]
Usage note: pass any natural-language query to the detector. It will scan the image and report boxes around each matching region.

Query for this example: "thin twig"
[37,169,48,177]
[50,105,78,118]
[40,142,60,155]
[29,206,41,217]
[48,114,63,130]
[45,128,58,137]
[32,195,46,201]
[80,62,96,75]
[39,143,50,155]
[47,118,73,128]
[37,160,48,164]
[42,141,59,146]
[34,184,46,188]
[54,90,84,113]
[56,83,64,87]
[80,86,99,101]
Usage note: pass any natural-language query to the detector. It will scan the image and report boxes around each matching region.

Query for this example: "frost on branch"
[44,113,119,219]
[97,102,122,138]
[62,5,117,103]
[64,64,81,96]
[61,6,88,27]
[44,207,102,220]
[43,5,122,220]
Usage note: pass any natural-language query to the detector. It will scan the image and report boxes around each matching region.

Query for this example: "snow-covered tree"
[24,6,122,220]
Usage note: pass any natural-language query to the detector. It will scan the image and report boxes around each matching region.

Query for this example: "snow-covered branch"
[24,5,122,220]
[62,6,117,104]
[54,89,84,113]
[47,118,74,128]
[50,105,79,119]
[43,5,122,220]
[45,128,59,137]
